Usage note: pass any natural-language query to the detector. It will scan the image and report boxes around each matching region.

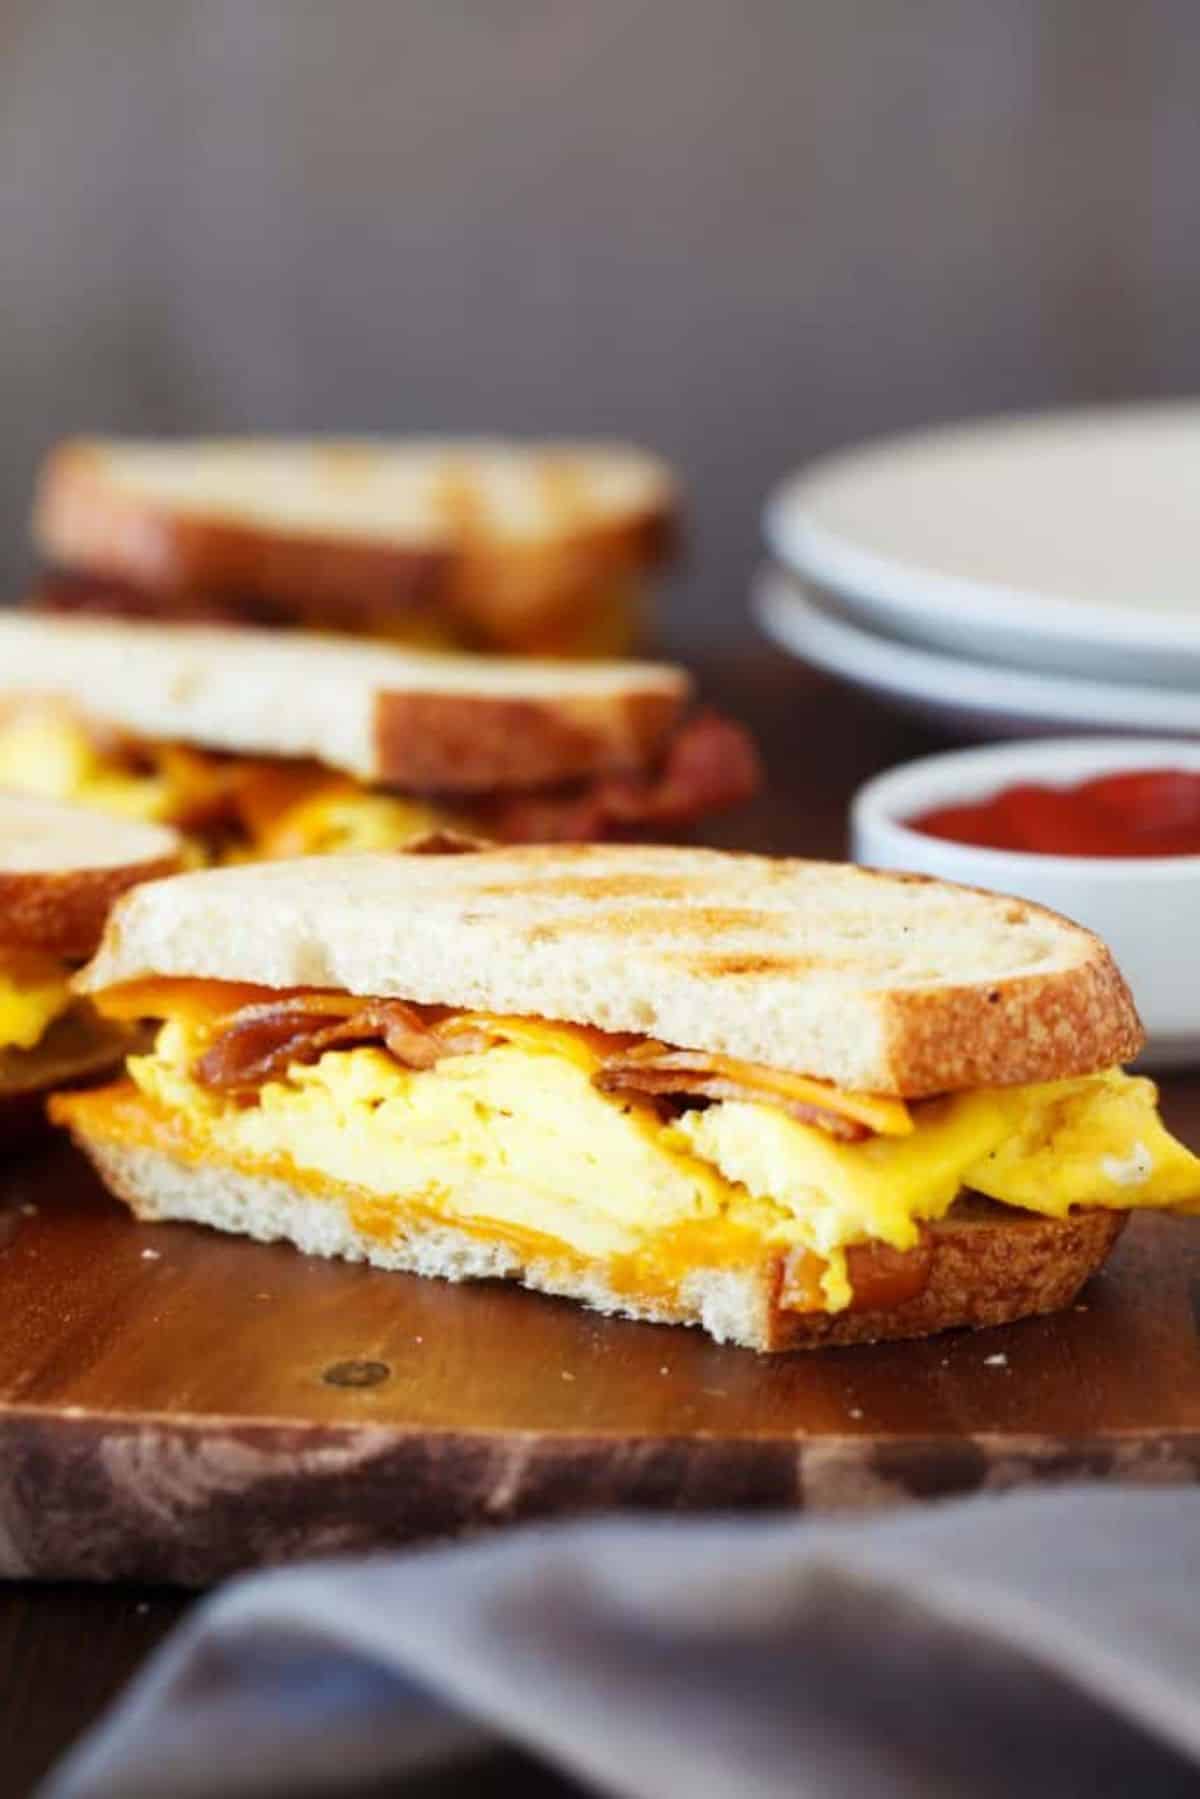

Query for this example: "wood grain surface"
[2,656,1199,1590]
[1,1149,1199,1587]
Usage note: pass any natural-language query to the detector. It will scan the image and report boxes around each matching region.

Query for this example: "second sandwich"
[0,614,758,860]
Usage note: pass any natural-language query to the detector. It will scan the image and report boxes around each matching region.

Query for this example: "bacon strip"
[482,710,762,843]
[595,1046,870,1140]
[194,996,489,1093]
[196,997,876,1142]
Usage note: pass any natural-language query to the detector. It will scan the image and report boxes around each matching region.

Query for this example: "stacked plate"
[755,402,1200,738]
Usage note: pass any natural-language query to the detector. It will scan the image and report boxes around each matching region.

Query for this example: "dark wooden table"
[4,651,1197,1796]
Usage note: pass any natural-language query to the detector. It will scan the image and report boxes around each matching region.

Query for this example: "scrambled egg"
[129,1021,746,1265]
[0,949,75,1051]
[0,708,453,861]
[680,1074,1200,1305]
[0,710,166,821]
[99,1006,1200,1312]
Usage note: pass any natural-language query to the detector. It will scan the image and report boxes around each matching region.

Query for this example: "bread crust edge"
[0,856,181,960]
[848,866,1145,1094]
[370,687,688,791]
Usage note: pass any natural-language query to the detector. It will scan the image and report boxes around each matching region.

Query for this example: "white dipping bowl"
[851,738,1200,1069]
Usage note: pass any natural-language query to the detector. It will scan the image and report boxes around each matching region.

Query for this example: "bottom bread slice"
[65,1132,1126,1352]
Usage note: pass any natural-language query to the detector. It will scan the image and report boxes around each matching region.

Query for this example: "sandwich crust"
[764,1198,1124,1349]
[75,846,1144,1093]
[33,439,679,646]
[872,875,1143,1096]
[52,1129,1126,1353]
[371,689,684,791]
[0,795,181,959]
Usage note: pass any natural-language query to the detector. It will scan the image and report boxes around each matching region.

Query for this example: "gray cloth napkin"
[43,1487,1200,1799]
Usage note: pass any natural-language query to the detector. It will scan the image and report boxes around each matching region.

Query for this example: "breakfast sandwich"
[32,437,678,657]
[1,793,180,1142]
[51,845,1200,1350]
[0,613,757,862]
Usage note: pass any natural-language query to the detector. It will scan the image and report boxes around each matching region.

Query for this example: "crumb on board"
[19,1204,37,1217]
[561,1371,575,1382]
[984,1353,1009,1368]
[848,1407,864,1420]
[140,1248,161,1261]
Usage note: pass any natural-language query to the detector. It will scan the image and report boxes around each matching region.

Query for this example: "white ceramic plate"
[753,564,1200,740]
[764,402,1200,688]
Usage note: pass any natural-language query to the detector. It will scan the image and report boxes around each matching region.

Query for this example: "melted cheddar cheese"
[0,948,75,1051]
[0,709,165,821]
[52,991,1200,1313]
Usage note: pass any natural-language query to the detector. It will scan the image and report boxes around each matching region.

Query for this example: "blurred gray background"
[2,0,1197,652]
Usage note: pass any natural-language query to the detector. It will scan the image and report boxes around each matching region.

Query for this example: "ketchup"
[908,769,1200,858]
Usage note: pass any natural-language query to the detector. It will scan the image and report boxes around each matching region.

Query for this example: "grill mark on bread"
[514,905,783,942]
[686,953,805,978]
[474,874,701,902]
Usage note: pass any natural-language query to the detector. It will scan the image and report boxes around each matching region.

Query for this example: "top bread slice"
[0,614,689,793]
[0,792,180,958]
[33,438,678,641]
[76,844,1142,1094]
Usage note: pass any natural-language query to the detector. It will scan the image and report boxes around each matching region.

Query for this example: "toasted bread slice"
[33,438,678,647]
[0,615,689,794]
[51,1131,1126,1351]
[0,793,180,959]
[76,844,1141,1094]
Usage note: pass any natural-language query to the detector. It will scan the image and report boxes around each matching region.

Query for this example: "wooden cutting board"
[1,1139,1198,1586]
